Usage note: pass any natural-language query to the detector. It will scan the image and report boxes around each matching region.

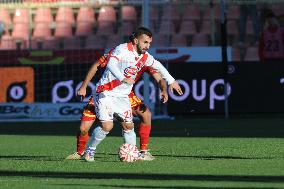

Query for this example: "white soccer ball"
[118,143,139,162]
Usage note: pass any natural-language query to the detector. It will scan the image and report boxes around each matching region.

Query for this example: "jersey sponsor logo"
[124,66,138,78]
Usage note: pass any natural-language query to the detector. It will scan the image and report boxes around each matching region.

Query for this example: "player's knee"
[141,109,152,124]
[80,129,88,135]
[100,121,113,132]
[121,122,134,130]
[79,126,89,135]
[79,120,93,134]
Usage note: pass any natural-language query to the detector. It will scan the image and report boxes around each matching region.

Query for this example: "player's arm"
[147,56,183,95]
[77,60,101,97]
[152,73,168,103]
[107,48,135,84]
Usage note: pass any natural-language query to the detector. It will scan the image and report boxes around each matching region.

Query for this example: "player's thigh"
[133,104,152,125]
[94,94,114,122]
[80,120,95,134]
[113,96,133,123]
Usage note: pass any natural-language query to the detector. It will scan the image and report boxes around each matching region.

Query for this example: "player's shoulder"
[144,51,155,62]
[112,43,128,54]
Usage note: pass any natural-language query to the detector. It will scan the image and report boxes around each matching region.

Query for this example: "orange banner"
[0,67,34,102]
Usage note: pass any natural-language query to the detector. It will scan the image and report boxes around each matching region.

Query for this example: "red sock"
[76,132,89,155]
[139,124,151,151]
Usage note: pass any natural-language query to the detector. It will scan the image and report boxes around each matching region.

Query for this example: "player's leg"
[66,97,96,160]
[121,121,136,145]
[84,94,114,162]
[133,104,155,161]
[130,93,154,160]
[84,121,113,162]
[114,96,136,146]
[134,104,152,151]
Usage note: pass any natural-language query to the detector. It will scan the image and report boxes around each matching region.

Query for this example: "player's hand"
[77,87,86,101]
[169,81,183,95]
[160,90,169,103]
[122,78,135,84]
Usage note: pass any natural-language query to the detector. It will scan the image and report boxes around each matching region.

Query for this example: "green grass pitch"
[0,117,284,189]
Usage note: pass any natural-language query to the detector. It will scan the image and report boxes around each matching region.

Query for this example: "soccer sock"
[87,126,109,150]
[139,124,151,151]
[76,132,89,155]
[122,128,136,146]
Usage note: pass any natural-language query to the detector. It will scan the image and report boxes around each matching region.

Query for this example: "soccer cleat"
[65,152,82,160]
[137,151,155,161]
[84,148,96,162]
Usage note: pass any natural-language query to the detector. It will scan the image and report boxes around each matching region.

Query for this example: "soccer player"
[85,27,182,162]
[66,55,170,161]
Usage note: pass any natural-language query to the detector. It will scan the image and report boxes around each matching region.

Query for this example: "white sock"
[87,126,109,150]
[122,128,136,146]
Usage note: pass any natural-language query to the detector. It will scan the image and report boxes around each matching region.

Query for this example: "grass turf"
[0,118,284,188]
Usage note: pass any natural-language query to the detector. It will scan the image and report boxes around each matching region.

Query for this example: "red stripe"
[96,79,122,93]
[127,42,133,51]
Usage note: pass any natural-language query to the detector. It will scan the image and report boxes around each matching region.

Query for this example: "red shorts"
[81,96,96,121]
[129,91,144,111]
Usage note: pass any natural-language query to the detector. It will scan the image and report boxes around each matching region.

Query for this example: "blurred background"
[0,0,284,122]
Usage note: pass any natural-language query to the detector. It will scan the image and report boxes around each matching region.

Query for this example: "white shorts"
[94,93,133,123]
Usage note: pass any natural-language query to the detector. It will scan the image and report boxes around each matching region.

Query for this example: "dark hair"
[129,27,152,42]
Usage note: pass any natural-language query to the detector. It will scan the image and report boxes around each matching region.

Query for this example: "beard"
[137,44,147,55]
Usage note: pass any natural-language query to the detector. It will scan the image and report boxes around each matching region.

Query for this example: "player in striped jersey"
[66,53,170,161]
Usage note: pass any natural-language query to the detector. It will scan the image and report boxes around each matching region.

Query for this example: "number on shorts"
[124,110,132,119]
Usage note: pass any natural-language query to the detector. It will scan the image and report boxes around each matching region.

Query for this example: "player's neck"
[132,45,141,56]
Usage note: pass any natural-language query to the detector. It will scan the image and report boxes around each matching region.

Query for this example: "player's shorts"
[94,93,133,123]
[81,96,96,121]
[128,91,144,111]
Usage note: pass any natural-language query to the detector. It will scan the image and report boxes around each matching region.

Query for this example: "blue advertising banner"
[0,103,84,121]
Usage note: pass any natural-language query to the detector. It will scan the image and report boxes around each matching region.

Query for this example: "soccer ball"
[118,143,139,162]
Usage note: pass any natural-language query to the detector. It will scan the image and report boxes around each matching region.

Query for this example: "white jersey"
[95,42,175,97]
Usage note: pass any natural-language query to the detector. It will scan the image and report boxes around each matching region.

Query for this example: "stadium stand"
[76,7,95,23]
[33,22,52,40]
[179,20,197,36]
[171,34,188,47]
[0,34,16,50]
[232,47,241,61]
[158,20,176,36]
[1,1,280,60]
[75,22,94,37]
[13,9,29,24]
[121,5,137,23]
[151,34,170,47]
[12,23,29,40]
[34,8,53,24]
[191,33,209,46]
[227,5,240,20]
[85,34,105,49]
[0,9,12,26]
[161,4,180,21]
[54,22,73,38]
[96,21,115,36]
[97,6,116,23]
[181,4,201,21]
[105,34,122,49]
[55,7,75,24]
[203,5,221,20]
[119,21,134,37]
[199,20,213,35]
[244,46,259,61]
